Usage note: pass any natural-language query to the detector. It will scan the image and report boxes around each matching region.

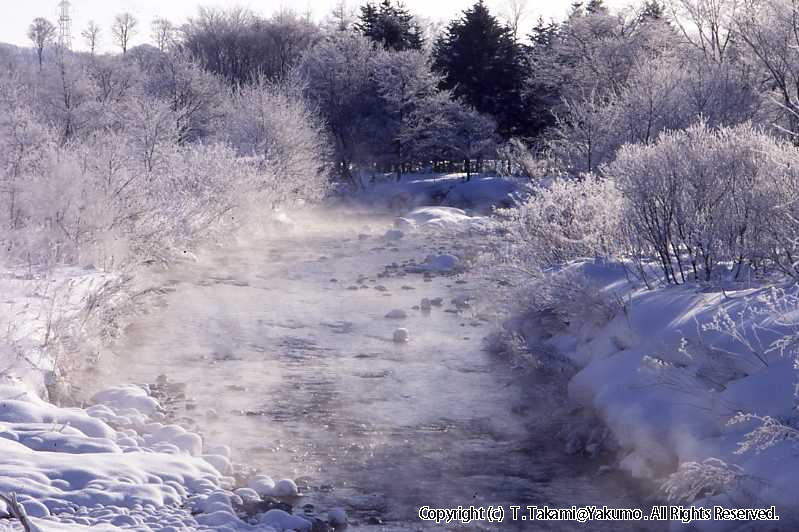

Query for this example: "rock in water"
[328,507,348,526]
[393,328,410,343]
[273,478,299,497]
[384,229,404,241]
[248,475,275,497]
[385,309,407,319]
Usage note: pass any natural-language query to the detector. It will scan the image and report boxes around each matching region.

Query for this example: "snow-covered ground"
[346,172,532,214]
[0,266,328,530]
[516,259,799,529]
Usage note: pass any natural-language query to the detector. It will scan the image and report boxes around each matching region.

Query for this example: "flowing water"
[90,208,647,530]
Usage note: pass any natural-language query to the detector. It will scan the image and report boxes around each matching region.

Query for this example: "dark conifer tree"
[585,0,608,15]
[355,0,423,51]
[523,17,562,140]
[640,0,666,21]
[432,0,528,139]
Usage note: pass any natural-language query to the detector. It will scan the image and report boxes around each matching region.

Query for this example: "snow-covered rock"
[273,478,299,497]
[393,328,410,343]
[404,207,491,232]
[407,254,460,273]
[248,475,276,497]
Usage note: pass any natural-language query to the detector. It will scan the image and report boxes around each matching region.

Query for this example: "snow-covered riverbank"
[0,265,330,531]
[514,259,799,529]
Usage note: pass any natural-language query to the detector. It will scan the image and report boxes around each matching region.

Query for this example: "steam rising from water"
[89,207,644,527]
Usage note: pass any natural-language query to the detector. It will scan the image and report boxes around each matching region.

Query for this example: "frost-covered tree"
[374,49,441,179]
[220,78,331,202]
[298,32,383,181]
[39,57,94,142]
[735,0,799,140]
[608,122,795,283]
[151,18,176,52]
[182,7,320,84]
[434,98,499,179]
[28,17,56,68]
[669,0,738,63]
[498,176,624,268]
[111,13,138,54]
[552,41,763,173]
[141,52,224,143]
[81,21,101,55]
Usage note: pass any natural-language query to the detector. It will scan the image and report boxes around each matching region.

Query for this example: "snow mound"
[533,259,799,518]
[404,207,491,232]
[259,509,311,530]
[0,381,315,530]
[91,385,160,417]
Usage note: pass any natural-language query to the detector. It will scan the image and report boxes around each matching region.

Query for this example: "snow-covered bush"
[661,458,752,504]
[552,49,763,175]
[220,77,330,203]
[497,176,624,269]
[608,121,795,283]
[0,54,332,271]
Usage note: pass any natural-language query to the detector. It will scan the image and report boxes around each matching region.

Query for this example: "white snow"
[356,173,530,213]
[0,268,312,531]
[403,206,491,232]
[272,478,299,497]
[530,259,799,519]
[258,509,311,531]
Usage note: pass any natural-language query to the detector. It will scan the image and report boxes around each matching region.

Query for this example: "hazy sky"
[1,0,632,52]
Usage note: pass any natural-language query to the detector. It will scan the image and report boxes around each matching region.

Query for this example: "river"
[90,207,647,530]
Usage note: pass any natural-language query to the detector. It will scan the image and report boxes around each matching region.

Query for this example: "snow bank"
[532,260,799,520]
[356,173,530,213]
[0,268,122,397]
[0,269,315,531]
[395,207,493,236]
[0,374,323,530]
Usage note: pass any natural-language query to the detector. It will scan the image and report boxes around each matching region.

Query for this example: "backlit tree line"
[14,0,799,282]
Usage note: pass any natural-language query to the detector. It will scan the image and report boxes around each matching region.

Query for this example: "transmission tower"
[57,0,73,51]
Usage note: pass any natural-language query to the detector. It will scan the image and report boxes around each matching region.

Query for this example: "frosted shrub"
[730,414,799,455]
[221,78,331,204]
[143,143,263,259]
[702,285,799,370]
[608,122,793,284]
[661,458,750,504]
[497,176,624,269]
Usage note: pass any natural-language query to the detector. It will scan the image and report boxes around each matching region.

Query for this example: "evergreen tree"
[529,16,558,48]
[586,0,608,15]
[355,0,423,51]
[640,0,666,21]
[524,17,562,139]
[432,0,528,139]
